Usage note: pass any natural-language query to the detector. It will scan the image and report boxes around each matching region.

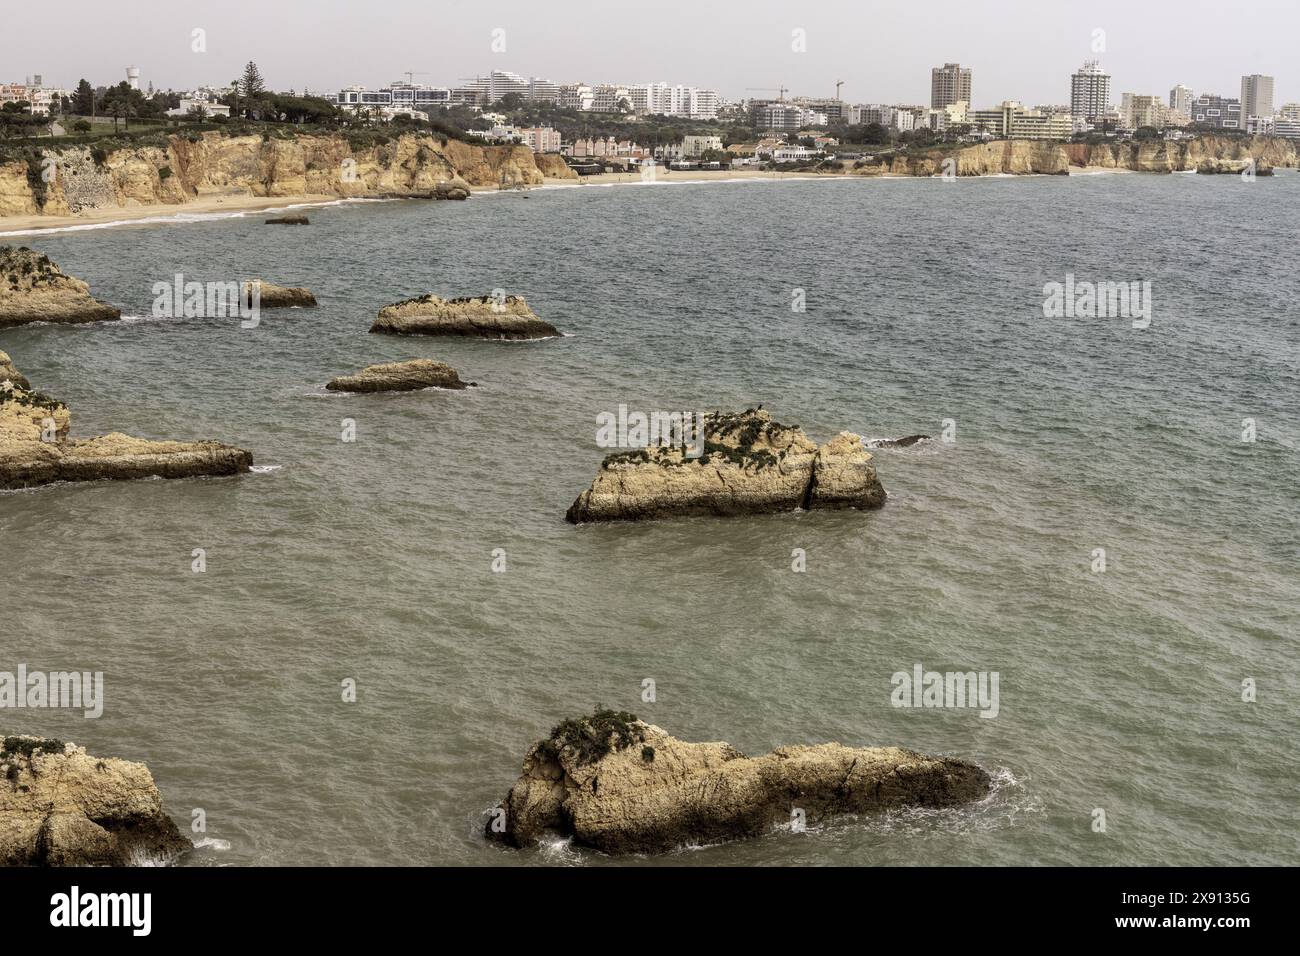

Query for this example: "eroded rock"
[487,711,991,854]
[370,293,558,339]
[241,279,317,309]
[565,408,885,523]
[326,358,472,392]
[0,246,121,328]
[0,735,190,866]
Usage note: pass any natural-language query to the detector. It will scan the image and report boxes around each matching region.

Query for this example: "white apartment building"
[1071,60,1111,121]
[681,134,722,157]
[335,83,450,110]
[1240,74,1275,124]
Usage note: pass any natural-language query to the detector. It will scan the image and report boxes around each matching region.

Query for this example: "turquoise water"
[2,173,1297,866]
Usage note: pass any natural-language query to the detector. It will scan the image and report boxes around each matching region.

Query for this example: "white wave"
[249,464,282,474]
[191,837,231,851]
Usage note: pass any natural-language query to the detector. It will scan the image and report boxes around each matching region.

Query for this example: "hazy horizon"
[2,0,1296,109]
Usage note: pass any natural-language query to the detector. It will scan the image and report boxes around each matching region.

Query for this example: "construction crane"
[745,85,788,102]
[402,71,430,85]
[835,80,845,100]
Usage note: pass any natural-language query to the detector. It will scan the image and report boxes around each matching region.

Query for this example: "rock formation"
[0,131,548,218]
[242,279,317,309]
[370,293,559,339]
[867,434,930,448]
[0,735,190,866]
[0,350,30,391]
[487,710,991,854]
[326,358,472,392]
[1195,158,1272,175]
[265,215,309,224]
[533,153,579,180]
[0,351,252,490]
[565,408,886,523]
[0,246,121,328]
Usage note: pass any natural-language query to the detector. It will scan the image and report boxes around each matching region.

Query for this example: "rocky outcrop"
[0,351,252,490]
[370,293,559,339]
[326,358,472,392]
[0,131,554,218]
[534,153,579,179]
[850,135,1299,178]
[242,279,317,309]
[265,215,309,224]
[487,711,991,854]
[565,408,886,523]
[0,350,29,391]
[0,246,121,328]
[0,735,190,866]
[866,434,930,448]
[1195,158,1272,175]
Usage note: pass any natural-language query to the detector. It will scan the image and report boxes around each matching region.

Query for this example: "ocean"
[3,172,1297,865]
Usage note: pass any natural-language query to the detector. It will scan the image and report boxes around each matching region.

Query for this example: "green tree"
[238,61,267,119]
[73,79,95,115]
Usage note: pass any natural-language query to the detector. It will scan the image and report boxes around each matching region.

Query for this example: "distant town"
[1,60,1294,171]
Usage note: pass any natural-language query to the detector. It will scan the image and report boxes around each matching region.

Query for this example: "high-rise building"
[1190,94,1241,129]
[1170,85,1193,114]
[1240,74,1275,122]
[1121,93,1171,130]
[1070,61,1111,122]
[931,63,972,109]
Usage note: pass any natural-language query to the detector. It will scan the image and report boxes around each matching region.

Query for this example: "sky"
[2,0,1295,107]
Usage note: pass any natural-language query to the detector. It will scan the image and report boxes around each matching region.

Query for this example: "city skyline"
[3,0,1297,109]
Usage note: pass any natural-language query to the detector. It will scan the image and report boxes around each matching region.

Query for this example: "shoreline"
[0,164,1175,235]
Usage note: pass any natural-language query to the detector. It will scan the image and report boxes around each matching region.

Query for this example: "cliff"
[0,349,252,489]
[0,131,557,217]
[851,134,1299,177]
[566,407,886,523]
[0,736,190,866]
[487,710,991,854]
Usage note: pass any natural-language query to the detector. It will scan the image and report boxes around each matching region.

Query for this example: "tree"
[100,82,142,131]
[73,79,95,115]
[238,61,267,119]
[72,120,92,133]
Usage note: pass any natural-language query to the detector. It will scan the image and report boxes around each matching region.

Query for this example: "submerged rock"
[866,434,930,448]
[265,215,309,225]
[0,735,191,866]
[370,293,559,339]
[565,408,886,523]
[0,246,121,328]
[0,352,252,490]
[326,358,472,392]
[487,711,991,854]
[241,279,317,309]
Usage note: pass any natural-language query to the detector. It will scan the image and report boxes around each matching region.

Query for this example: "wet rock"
[326,358,472,392]
[370,293,558,339]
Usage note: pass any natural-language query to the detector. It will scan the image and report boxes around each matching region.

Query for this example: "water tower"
[126,66,140,90]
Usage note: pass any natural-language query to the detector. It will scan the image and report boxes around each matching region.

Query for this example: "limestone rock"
[866,434,930,448]
[565,408,886,523]
[0,246,121,328]
[0,736,191,866]
[326,358,472,392]
[0,353,252,490]
[487,711,991,854]
[241,279,317,309]
[370,293,559,339]
[265,215,309,224]
[0,350,30,391]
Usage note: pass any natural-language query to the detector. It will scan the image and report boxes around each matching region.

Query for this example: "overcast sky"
[3,0,1295,106]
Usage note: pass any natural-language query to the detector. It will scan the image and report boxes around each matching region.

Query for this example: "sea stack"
[326,358,472,392]
[0,246,121,328]
[486,710,991,854]
[0,351,253,490]
[565,408,886,523]
[370,293,559,339]
[242,280,317,309]
[0,736,191,866]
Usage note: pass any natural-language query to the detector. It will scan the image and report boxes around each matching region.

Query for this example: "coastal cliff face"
[851,134,1299,177]
[0,132,555,216]
[487,712,991,854]
[0,736,190,866]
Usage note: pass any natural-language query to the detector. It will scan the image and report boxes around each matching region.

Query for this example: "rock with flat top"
[326,358,472,392]
[371,293,558,339]
[241,279,316,309]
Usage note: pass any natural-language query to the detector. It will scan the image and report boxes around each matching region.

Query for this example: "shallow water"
[3,172,1298,866]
